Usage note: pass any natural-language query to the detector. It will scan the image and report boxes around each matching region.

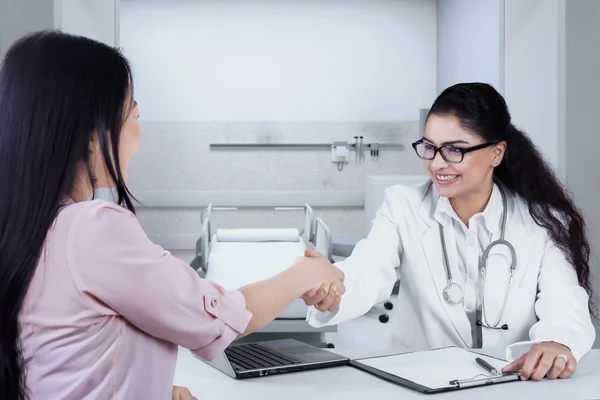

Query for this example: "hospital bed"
[190,203,337,347]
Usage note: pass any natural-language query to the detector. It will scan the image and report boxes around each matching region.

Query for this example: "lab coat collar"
[419,181,529,237]
[432,183,503,236]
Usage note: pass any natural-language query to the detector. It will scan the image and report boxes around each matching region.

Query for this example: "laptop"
[203,338,349,378]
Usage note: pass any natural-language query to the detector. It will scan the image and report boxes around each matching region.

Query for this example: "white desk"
[174,347,600,399]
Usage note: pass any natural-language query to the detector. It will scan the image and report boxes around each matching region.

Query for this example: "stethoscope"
[436,181,517,345]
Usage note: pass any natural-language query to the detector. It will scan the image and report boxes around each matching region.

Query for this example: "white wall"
[57,0,118,46]
[119,0,436,258]
[503,0,560,171]
[436,0,502,94]
[120,0,437,122]
[564,0,600,348]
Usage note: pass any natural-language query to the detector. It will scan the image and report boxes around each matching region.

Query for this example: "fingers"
[301,288,317,304]
[301,284,329,306]
[502,343,577,381]
[558,358,576,379]
[315,291,337,312]
[304,249,327,259]
[172,386,197,400]
[501,353,526,374]
[530,352,555,381]
[315,283,343,312]
[334,278,346,295]
[326,282,343,311]
[546,355,567,380]
[519,345,544,380]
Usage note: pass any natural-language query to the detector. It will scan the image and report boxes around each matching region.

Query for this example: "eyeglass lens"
[414,142,463,163]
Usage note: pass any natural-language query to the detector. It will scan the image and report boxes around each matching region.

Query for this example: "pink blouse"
[19,199,252,399]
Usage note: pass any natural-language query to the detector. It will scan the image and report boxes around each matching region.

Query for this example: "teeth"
[436,174,457,181]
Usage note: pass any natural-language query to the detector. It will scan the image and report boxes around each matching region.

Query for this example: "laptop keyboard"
[225,343,303,371]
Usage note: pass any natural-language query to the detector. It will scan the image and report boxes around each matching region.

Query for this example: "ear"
[492,141,507,166]
[89,132,99,156]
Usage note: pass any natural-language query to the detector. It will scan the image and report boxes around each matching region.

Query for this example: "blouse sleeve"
[66,201,252,361]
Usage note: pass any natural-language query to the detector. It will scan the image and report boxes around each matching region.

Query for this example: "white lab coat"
[307,181,596,361]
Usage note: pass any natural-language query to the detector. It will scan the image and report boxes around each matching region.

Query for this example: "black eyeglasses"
[411,139,497,163]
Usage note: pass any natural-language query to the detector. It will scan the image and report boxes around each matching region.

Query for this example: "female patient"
[0,32,344,400]
[303,82,596,381]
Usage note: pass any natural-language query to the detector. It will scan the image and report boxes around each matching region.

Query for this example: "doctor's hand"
[501,342,576,381]
[300,249,345,312]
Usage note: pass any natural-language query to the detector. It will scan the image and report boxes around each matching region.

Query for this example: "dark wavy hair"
[0,31,136,399]
[427,82,594,316]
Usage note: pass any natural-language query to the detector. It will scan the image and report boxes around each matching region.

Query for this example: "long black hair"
[0,30,136,399]
[428,82,594,315]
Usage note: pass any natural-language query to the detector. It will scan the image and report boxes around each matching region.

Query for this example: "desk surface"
[174,346,600,399]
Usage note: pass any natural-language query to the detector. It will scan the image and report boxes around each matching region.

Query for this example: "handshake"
[295,249,345,312]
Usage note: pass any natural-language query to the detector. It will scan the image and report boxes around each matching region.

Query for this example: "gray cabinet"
[0,0,55,57]
[0,0,118,58]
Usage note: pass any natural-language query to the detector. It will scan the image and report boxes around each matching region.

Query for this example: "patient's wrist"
[284,263,315,297]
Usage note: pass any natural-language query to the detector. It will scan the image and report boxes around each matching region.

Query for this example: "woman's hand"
[172,386,197,400]
[300,249,344,312]
[501,342,576,381]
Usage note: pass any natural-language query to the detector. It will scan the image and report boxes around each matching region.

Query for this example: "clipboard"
[349,346,521,394]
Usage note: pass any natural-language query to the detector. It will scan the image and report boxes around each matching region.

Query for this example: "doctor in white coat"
[303,82,596,381]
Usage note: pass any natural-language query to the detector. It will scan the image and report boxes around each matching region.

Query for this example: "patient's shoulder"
[54,199,139,242]
[60,199,135,224]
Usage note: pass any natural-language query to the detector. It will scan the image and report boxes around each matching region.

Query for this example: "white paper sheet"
[356,347,510,389]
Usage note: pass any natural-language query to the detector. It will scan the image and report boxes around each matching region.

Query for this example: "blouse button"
[211,299,218,308]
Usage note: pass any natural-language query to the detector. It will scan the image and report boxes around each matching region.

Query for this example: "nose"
[430,150,448,170]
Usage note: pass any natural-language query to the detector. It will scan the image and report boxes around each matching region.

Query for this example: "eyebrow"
[423,137,469,146]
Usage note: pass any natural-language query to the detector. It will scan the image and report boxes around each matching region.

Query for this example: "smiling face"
[421,113,505,200]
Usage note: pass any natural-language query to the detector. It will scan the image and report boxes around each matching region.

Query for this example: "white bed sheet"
[205,239,309,318]
[216,228,300,242]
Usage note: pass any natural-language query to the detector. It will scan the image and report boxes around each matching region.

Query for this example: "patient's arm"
[237,256,345,338]
[67,201,343,362]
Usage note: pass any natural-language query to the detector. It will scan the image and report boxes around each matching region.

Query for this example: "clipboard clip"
[449,372,521,388]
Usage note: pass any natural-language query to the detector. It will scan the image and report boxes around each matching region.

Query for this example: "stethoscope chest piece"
[443,281,464,305]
